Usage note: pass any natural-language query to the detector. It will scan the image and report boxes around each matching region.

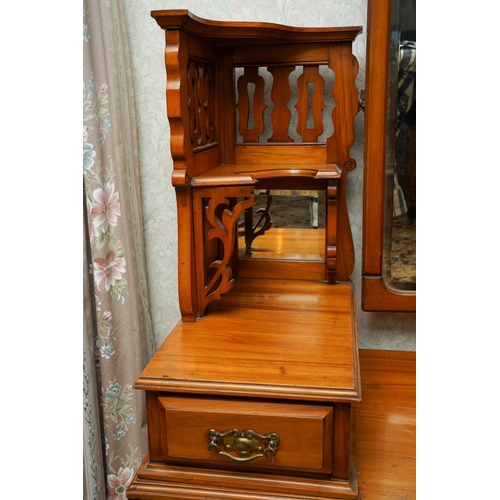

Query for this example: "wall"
[122,0,416,351]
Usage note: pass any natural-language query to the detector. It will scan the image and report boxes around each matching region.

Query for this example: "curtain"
[83,0,156,498]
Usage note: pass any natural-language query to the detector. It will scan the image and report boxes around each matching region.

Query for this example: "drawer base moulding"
[127,456,358,500]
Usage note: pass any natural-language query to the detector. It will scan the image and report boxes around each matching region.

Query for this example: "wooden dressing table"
[128,10,362,499]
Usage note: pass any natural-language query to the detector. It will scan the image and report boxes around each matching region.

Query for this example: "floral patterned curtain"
[83,0,156,498]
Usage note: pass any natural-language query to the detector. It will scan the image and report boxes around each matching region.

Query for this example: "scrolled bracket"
[207,429,280,463]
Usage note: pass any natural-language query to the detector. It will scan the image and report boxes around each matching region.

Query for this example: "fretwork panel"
[187,60,217,149]
[235,65,335,144]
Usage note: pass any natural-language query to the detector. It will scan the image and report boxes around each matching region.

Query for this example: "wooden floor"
[355,349,416,500]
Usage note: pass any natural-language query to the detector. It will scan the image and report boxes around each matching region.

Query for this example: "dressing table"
[127,10,362,499]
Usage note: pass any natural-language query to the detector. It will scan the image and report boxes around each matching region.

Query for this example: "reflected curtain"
[83,0,156,498]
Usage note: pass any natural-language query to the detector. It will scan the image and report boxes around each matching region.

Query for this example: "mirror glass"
[382,0,416,291]
[238,189,325,261]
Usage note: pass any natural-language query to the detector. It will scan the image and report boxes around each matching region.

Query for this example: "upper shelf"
[191,163,341,187]
[151,9,362,44]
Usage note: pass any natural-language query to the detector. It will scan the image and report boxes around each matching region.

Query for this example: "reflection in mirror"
[383,0,416,291]
[238,190,325,261]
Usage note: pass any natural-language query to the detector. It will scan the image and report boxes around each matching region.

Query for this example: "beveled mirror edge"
[361,0,416,312]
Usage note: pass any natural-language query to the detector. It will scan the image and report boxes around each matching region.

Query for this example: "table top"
[136,278,360,403]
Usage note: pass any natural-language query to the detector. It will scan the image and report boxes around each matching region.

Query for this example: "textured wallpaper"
[122,0,416,351]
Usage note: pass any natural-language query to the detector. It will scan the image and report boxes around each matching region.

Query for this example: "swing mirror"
[362,0,416,311]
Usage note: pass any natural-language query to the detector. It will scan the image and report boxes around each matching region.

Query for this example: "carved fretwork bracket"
[194,187,257,316]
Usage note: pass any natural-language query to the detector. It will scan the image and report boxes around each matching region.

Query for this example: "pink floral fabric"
[83,0,155,499]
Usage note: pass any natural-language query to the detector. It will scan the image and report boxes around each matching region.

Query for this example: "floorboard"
[355,349,416,500]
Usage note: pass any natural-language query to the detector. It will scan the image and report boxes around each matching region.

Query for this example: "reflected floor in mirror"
[391,214,416,283]
[240,195,416,284]
[251,194,325,229]
[238,194,326,261]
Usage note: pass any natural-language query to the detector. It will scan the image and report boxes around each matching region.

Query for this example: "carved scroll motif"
[187,60,217,149]
[199,189,257,314]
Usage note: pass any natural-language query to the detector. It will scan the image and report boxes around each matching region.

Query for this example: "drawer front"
[158,396,333,473]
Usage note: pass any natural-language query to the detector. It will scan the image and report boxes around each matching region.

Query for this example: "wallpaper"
[122,0,416,351]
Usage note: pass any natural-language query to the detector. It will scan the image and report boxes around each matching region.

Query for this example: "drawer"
[157,396,333,473]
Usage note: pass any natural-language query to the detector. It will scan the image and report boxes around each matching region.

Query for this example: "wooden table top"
[136,278,360,402]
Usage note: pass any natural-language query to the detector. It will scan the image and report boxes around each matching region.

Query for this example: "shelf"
[191,163,341,187]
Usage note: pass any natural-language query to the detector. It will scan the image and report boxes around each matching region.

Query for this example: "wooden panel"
[332,403,351,479]
[159,396,333,472]
[233,43,328,65]
[235,144,327,164]
[236,259,326,281]
[186,33,217,61]
[192,144,222,177]
[268,66,294,142]
[216,47,236,164]
[136,279,360,402]
[174,186,197,321]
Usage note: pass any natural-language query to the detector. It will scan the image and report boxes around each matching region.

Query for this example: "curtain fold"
[83,0,156,498]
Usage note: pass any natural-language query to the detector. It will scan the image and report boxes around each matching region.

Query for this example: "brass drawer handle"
[207,429,280,463]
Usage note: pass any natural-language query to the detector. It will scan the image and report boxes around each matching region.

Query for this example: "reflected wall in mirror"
[362,0,416,311]
[238,189,326,262]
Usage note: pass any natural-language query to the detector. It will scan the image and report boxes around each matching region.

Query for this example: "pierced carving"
[187,60,217,149]
[236,67,266,142]
[199,189,257,313]
[235,65,335,144]
[296,66,326,142]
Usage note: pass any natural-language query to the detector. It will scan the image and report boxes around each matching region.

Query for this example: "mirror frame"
[362,0,416,312]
